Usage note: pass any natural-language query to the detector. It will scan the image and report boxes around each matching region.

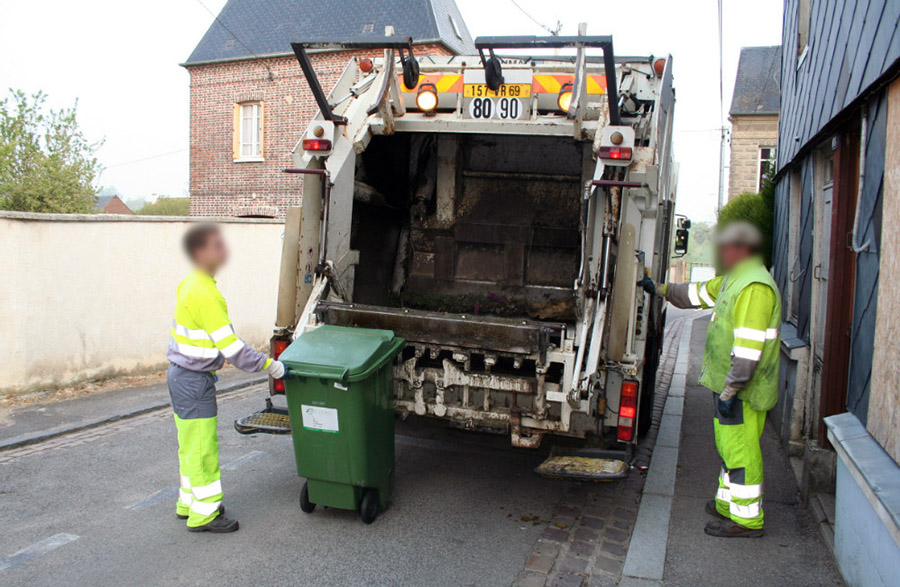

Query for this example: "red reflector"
[271,339,289,394]
[598,146,633,160]
[302,138,332,151]
[617,380,639,442]
[272,379,285,393]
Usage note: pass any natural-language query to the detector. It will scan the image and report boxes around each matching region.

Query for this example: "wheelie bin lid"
[280,325,405,383]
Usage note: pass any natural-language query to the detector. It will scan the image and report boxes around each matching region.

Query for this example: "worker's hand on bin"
[266,360,288,380]
[636,269,658,295]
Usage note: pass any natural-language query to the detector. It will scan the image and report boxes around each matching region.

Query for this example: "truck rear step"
[235,400,291,435]
[535,450,630,481]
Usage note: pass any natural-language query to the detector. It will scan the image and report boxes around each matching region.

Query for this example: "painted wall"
[728,114,778,199]
[869,78,900,461]
[0,213,283,394]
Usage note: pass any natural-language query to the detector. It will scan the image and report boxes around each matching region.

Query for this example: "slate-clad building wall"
[774,2,900,580]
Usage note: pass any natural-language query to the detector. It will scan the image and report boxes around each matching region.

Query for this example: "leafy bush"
[718,191,774,268]
[137,197,190,216]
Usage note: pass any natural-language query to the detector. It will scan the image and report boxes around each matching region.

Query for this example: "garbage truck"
[237,30,684,469]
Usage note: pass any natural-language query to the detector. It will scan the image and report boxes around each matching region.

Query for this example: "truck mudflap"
[535,449,631,481]
[234,399,291,435]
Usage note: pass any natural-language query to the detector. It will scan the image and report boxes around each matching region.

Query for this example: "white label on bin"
[333,382,348,391]
[301,405,339,433]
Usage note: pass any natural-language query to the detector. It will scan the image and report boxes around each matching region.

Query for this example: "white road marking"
[124,451,268,510]
[0,533,79,572]
[221,450,267,471]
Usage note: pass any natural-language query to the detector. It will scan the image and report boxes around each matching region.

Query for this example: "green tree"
[137,197,190,216]
[0,90,102,213]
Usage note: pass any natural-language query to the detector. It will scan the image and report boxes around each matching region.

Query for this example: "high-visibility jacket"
[663,256,781,411]
[167,270,271,373]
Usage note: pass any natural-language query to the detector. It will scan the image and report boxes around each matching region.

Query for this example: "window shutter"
[258,101,265,159]
[233,103,241,160]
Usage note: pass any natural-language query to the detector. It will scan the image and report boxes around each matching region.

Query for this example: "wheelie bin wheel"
[300,482,316,513]
[359,489,379,524]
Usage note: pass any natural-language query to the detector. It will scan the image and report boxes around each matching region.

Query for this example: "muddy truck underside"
[266,33,677,450]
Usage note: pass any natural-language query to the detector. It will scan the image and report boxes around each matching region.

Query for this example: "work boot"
[704,519,764,538]
[177,504,224,520]
[705,500,729,520]
[187,515,239,533]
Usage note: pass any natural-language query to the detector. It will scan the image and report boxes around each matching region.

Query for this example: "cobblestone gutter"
[514,317,690,587]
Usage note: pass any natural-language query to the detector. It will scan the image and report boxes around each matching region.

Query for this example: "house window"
[234,101,263,161]
[449,16,463,40]
[758,147,776,191]
[797,0,811,64]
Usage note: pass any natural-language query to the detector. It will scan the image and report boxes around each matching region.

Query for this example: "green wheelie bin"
[279,325,405,524]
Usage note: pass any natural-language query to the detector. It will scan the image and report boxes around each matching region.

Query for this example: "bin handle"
[288,366,350,382]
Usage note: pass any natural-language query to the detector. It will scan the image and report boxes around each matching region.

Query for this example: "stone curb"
[621,317,697,584]
[0,375,267,452]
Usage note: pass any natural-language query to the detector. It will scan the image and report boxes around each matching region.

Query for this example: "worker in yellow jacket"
[639,221,781,538]
[167,223,289,533]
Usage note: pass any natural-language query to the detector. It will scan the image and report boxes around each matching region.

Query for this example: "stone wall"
[0,212,283,394]
[728,114,778,199]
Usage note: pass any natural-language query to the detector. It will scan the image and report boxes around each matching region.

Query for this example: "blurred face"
[717,243,754,272]
[193,231,229,274]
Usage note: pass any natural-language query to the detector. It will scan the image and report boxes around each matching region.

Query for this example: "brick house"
[93,195,134,215]
[182,0,474,218]
[727,46,781,199]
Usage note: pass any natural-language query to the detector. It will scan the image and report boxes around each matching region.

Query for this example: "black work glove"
[637,272,657,295]
[717,396,737,419]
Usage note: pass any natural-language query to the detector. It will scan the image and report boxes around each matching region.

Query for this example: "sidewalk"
[624,315,843,586]
[0,368,265,450]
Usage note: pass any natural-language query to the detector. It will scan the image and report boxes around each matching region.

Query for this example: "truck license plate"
[466,97,525,120]
[463,83,531,98]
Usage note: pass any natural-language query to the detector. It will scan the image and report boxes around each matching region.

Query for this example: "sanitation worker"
[638,220,780,538]
[167,223,289,533]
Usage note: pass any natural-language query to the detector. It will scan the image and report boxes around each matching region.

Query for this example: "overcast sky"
[1,0,783,221]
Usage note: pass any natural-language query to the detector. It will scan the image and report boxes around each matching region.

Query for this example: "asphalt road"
[0,385,567,586]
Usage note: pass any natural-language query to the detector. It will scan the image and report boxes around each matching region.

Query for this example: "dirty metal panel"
[316,302,563,355]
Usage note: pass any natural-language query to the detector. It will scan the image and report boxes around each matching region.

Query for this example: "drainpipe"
[851,105,870,253]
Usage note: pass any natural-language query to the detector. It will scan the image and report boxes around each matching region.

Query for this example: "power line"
[509,0,561,36]
[194,0,274,81]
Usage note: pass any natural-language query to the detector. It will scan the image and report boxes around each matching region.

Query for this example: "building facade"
[728,46,781,199]
[182,0,474,218]
[773,1,900,583]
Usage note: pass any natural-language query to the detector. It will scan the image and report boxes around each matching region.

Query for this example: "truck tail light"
[617,380,639,442]
[302,138,332,151]
[271,338,290,394]
[598,146,633,161]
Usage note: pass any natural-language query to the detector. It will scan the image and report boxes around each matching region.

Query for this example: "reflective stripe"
[175,324,211,341]
[732,346,762,361]
[734,327,767,342]
[766,328,779,339]
[180,476,191,489]
[729,501,761,519]
[699,283,715,307]
[178,489,192,505]
[190,499,222,517]
[716,487,731,502]
[176,342,220,359]
[209,324,235,343]
[729,482,762,499]
[688,283,702,307]
[192,479,222,500]
[221,339,245,358]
